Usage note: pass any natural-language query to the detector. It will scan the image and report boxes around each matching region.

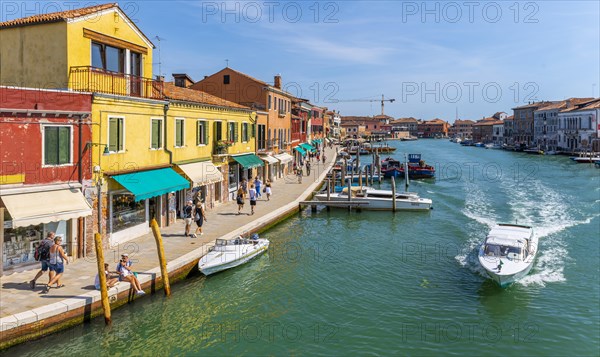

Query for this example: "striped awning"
[260,155,279,164]
[176,161,224,186]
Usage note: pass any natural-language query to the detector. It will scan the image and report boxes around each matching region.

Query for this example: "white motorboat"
[314,186,432,211]
[198,234,269,275]
[478,224,537,288]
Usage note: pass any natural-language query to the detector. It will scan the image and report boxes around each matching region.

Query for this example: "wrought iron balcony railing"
[69,66,164,100]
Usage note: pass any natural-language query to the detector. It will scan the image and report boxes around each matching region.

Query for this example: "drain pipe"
[163,102,173,165]
[163,102,173,227]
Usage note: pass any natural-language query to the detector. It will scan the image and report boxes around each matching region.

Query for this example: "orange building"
[418,119,449,138]
[190,68,295,178]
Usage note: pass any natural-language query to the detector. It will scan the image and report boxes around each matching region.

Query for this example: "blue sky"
[3,1,599,121]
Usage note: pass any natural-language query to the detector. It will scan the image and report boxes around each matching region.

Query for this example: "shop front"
[176,161,225,212]
[231,154,264,190]
[259,154,279,182]
[273,152,294,177]
[108,167,190,246]
[0,187,91,272]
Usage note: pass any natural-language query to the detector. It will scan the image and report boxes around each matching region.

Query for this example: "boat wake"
[456,182,498,275]
[458,177,599,286]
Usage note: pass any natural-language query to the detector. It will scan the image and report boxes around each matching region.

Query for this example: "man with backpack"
[30,232,56,289]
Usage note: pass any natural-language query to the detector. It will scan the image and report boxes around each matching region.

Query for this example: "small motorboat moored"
[198,234,269,275]
[314,186,432,211]
[478,224,537,288]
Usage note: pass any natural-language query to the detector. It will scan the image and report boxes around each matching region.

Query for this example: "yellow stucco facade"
[0,22,67,87]
[0,7,154,90]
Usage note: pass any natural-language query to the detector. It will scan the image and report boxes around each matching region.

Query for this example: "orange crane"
[331,94,395,116]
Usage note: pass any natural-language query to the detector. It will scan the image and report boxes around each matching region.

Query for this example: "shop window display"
[112,193,146,233]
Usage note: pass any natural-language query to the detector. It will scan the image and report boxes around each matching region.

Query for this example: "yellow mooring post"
[391,176,397,212]
[150,218,171,296]
[94,233,111,325]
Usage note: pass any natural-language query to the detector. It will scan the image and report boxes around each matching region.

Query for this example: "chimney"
[274,74,281,89]
[565,99,572,108]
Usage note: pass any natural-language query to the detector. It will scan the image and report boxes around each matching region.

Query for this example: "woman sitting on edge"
[118,258,145,295]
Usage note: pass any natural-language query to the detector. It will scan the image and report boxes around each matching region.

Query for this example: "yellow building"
[0,3,262,248]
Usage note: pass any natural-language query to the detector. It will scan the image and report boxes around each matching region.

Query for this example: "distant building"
[533,98,593,151]
[557,98,600,152]
[512,101,556,147]
[472,117,498,143]
[418,119,449,138]
[390,117,419,137]
[449,119,475,139]
[503,116,514,145]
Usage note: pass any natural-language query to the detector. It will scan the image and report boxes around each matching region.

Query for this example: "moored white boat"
[198,234,269,275]
[478,224,537,288]
[314,186,432,211]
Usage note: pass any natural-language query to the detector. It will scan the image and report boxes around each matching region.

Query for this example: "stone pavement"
[0,146,337,320]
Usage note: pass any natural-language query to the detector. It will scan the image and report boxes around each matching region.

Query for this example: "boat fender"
[251,233,259,240]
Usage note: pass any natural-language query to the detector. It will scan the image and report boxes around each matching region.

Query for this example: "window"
[151,119,163,149]
[44,126,71,165]
[108,117,124,152]
[228,122,238,142]
[197,120,208,145]
[274,97,277,110]
[224,75,230,85]
[268,95,272,109]
[242,122,249,142]
[91,42,124,73]
[175,118,185,147]
[214,121,223,142]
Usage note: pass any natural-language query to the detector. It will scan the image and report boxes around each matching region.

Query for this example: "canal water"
[7,140,600,356]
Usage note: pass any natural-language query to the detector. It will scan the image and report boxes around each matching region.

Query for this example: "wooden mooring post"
[150,218,171,296]
[346,178,352,212]
[391,176,397,212]
[94,233,111,325]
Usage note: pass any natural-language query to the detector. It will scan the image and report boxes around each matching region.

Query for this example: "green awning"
[300,143,316,152]
[313,139,321,144]
[112,168,190,202]
[294,146,307,156]
[232,154,264,169]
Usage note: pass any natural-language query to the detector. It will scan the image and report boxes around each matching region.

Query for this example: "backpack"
[34,241,51,261]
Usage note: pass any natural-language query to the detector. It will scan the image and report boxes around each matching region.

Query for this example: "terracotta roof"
[208,67,268,86]
[162,82,249,110]
[560,98,600,112]
[422,119,447,124]
[391,117,419,123]
[504,115,514,121]
[0,3,118,28]
[536,97,594,111]
[453,119,475,125]
[512,101,556,110]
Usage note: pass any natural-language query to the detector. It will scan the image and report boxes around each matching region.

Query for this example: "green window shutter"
[235,123,239,142]
[204,122,209,144]
[117,118,123,151]
[58,127,70,164]
[44,127,58,165]
[151,120,159,148]
[251,123,255,138]
[109,118,118,152]
[175,119,183,147]
[196,121,201,145]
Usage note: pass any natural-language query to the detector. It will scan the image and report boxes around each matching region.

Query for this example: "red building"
[418,119,449,138]
[0,87,92,275]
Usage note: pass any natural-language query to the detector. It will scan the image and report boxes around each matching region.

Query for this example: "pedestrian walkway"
[0,146,337,321]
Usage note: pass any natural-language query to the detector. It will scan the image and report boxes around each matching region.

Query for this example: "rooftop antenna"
[154,36,166,77]
[226,59,229,68]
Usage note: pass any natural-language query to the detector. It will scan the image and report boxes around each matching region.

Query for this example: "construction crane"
[331,94,396,116]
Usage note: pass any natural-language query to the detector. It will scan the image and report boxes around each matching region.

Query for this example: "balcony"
[69,66,164,100]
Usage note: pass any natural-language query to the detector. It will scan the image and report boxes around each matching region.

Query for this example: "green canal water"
[7,140,600,356]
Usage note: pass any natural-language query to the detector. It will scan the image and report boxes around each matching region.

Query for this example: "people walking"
[265,180,272,200]
[192,200,207,237]
[249,184,257,215]
[236,187,245,214]
[322,154,326,164]
[297,166,303,183]
[183,200,194,237]
[43,235,69,293]
[30,232,56,289]
[240,178,248,195]
[306,161,311,176]
[254,176,262,198]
